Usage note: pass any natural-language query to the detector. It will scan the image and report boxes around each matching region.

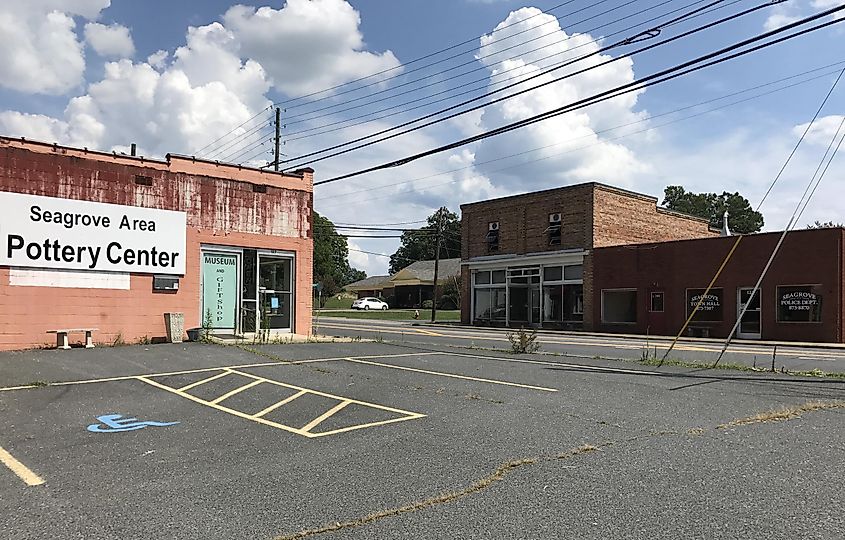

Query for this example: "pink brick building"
[0,137,313,350]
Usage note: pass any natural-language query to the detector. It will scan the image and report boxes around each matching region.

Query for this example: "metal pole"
[431,209,444,323]
[274,107,281,171]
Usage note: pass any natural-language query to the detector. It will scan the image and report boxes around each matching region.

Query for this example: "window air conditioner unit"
[489,222,499,231]
[549,213,561,223]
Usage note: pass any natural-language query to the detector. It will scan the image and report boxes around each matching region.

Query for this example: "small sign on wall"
[0,191,186,275]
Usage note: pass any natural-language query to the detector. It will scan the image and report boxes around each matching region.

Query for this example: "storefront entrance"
[201,247,295,335]
[737,287,761,340]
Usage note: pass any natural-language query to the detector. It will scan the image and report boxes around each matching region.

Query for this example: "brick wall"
[461,183,593,258]
[0,139,313,350]
[591,185,716,247]
[590,229,844,342]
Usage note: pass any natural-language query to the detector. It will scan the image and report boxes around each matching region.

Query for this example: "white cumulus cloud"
[222,0,401,97]
[85,22,135,58]
[0,1,111,95]
[471,7,650,192]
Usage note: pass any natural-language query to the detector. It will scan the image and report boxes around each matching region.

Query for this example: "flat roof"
[0,136,313,192]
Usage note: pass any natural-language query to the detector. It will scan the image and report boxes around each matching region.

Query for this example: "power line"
[313,6,845,186]
[279,0,641,121]
[712,82,845,366]
[660,64,845,365]
[192,105,272,155]
[314,60,845,207]
[205,119,274,160]
[282,0,716,140]
[283,0,759,168]
[275,0,604,108]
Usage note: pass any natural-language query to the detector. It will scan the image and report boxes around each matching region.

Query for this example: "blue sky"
[1,0,843,275]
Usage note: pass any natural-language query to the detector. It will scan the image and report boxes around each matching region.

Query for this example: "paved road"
[1,342,843,539]
[314,317,845,374]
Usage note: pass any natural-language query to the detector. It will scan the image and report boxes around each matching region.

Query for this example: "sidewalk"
[410,321,845,351]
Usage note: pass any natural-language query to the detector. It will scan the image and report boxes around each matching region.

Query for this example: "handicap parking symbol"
[87,414,179,433]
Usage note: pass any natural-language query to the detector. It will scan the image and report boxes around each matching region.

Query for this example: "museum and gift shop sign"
[0,191,186,275]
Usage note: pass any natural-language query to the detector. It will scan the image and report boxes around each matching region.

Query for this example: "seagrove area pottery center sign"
[0,191,186,275]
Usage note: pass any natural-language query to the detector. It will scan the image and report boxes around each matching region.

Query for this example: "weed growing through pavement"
[507,327,540,354]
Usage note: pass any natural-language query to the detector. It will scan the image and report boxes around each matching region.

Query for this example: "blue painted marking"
[87,414,179,433]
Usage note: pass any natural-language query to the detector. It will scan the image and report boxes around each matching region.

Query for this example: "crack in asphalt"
[271,399,844,540]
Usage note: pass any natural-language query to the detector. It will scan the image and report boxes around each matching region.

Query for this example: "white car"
[352,297,389,310]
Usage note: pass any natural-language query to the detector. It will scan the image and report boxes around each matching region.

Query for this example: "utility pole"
[273,107,281,171]
[431,208,444,323]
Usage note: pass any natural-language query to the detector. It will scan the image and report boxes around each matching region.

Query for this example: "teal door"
[201,252,239,331]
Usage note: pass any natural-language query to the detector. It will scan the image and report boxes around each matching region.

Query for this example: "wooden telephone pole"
[430,208,444,323]
[273,107,281,171]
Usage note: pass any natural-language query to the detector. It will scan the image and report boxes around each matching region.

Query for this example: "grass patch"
[717,400,845,429]
[317,296,357,309]
[315,309,461,321]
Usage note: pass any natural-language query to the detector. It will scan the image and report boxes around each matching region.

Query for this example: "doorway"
[737,287,761,339]
[257,254,294,333]
[201,250,241,334]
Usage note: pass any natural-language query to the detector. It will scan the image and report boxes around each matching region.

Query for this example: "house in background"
[344,258,462,308]
[345,275,390,299]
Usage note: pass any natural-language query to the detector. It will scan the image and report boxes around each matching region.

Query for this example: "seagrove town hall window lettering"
[0,191,186,275]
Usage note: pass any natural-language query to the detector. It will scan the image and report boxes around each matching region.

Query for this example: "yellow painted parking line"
[0,446,44,487]
[139,369,425,438]
[253,390,307,418]
[301,400,351,432]
[310,414,426,438]
[343,358,558,393]
[413,328,444,337]
[178,370,232,392]
[209,379,263,404]
[0,352,439,393]
[138,376,311,437]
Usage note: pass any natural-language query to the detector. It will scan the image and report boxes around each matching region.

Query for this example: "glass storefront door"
[258,254,293,332]
[737,287,761,339]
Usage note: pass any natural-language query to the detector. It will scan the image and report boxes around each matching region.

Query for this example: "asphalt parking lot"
[1,342,843,539]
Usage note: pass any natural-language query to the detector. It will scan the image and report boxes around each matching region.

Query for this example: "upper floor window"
[486,221,499,252]
[547,213,561,245]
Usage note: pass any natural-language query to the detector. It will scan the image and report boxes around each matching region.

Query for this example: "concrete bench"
[46,328,98,350]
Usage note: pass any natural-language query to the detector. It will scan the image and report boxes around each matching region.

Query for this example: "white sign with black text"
[0,191,186,275]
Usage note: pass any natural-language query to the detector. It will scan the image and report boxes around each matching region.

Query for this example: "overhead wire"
[312,6,845,186]
[282,0,720,141]
[283,0,757,168]
[280,0,643,122]
[712,90,845,367]
[658,64,845,365]
[314,60,845,207]
[205,119,274,160]
[192,105,272,155]
[275,0,609,109]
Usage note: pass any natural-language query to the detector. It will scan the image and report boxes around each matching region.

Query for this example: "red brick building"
[591,228,844,342]
[460,182,717,331]
[0,137,313,350]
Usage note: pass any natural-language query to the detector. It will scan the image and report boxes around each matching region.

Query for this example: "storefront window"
[564,264,583,280]
[474,288,506,321]
[543,286,562,322]
[602,290,637,324]
[544,266,563,282]
[777,285,822,322]
[564,284,584,321]
[686,288,723,322]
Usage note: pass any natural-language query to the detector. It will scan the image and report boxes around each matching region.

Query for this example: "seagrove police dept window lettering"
[0,191,186,275]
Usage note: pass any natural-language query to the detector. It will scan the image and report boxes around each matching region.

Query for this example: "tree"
[807,220,844,229]
[313,211,366,306]
[662,186,764,234]
[389,207,461,274]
